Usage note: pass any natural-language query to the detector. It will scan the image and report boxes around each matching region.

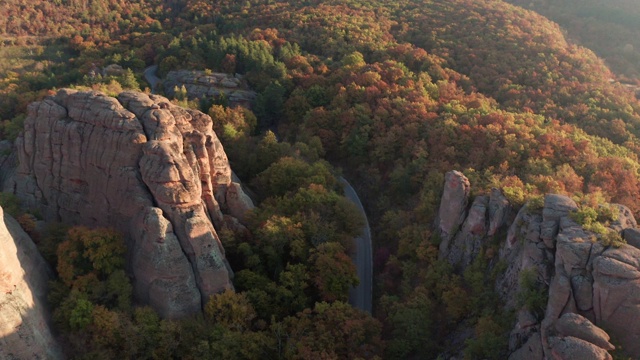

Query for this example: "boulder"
[0,205,63,359]
[549,336,612,360]
[498,205,548,308]
[555,313,614,351]
[103,64,125,77]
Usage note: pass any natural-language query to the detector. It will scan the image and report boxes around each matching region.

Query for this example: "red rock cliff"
[8,89,254,318]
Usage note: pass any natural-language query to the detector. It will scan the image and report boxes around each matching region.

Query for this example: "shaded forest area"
[507,0,640,82]
[2,0,640,358]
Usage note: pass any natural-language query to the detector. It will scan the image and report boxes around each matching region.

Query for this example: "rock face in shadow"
[436,170,640,359]
[437,170,513,269]
[9,89,255,318]
[0,205,63,359]
[436,170,471,262]
[499,195,637,359]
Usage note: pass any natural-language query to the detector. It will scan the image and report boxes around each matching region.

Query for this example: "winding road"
[143,65,373,313]
[342,177,373,314]
[143,65,160,93]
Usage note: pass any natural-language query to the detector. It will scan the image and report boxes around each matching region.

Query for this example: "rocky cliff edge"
[7,89,255,318]
[0,205,63,359]
[437,170,640,359]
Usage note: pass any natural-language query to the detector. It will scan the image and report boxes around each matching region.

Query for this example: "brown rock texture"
[437,170,470,236]
[437,170,471,259]
[555,313,614,351]
[226,182,255,224]
[540,194,578,248]
[436,174,640,359]
[164,70,257,108]
[592,245,640,355]
[0,205,63,359]
[9,89,254,318]
[443,195,488,268]
[488,187,511,236]
[549,336,612,360]
[497,194,639,358]
[437,171,514,269]
[508,332,543,360]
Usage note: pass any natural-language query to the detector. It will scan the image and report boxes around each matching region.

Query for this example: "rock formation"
[163,70,257,108]
[437,170,512,269]
[0,205,63,359]
[502,197,640,359]
[436,170,640,359]
[436,170,470,261]
[8,89,255,318]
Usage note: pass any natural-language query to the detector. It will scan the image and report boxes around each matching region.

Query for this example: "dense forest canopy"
[506,0,640,82]
[2,0,640,358]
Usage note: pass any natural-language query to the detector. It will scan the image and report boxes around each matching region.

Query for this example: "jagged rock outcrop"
[555,313,614,351]
[592,244,640,355]
[437,170,512,268]
[498,193,638,359]
[548,336,612,360]
[437,171,640,359]
[0,205,63,359]
[164,70,257,108]
[9,89,255,318]
[442,195,487,268]
[437,170,470,261]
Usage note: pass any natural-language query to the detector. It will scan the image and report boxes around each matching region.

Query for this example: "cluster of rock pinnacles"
[438,170,640,360]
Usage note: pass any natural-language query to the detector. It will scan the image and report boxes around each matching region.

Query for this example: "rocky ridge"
[437,170,640,359]
[163,70,257,108]
[7,89,255,318]
[0,205,63,359]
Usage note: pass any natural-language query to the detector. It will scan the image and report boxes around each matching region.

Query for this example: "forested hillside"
[2,0,640,359]
[506,0,640,82]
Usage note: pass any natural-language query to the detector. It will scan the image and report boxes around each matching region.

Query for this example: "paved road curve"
[143,64,373,312]
[342,177,373,314]
[143,65,160,93]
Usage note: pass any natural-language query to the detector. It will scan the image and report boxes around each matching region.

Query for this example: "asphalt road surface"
[342,177,373,314]
[143,64,373,312]
[143,65,160,93]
